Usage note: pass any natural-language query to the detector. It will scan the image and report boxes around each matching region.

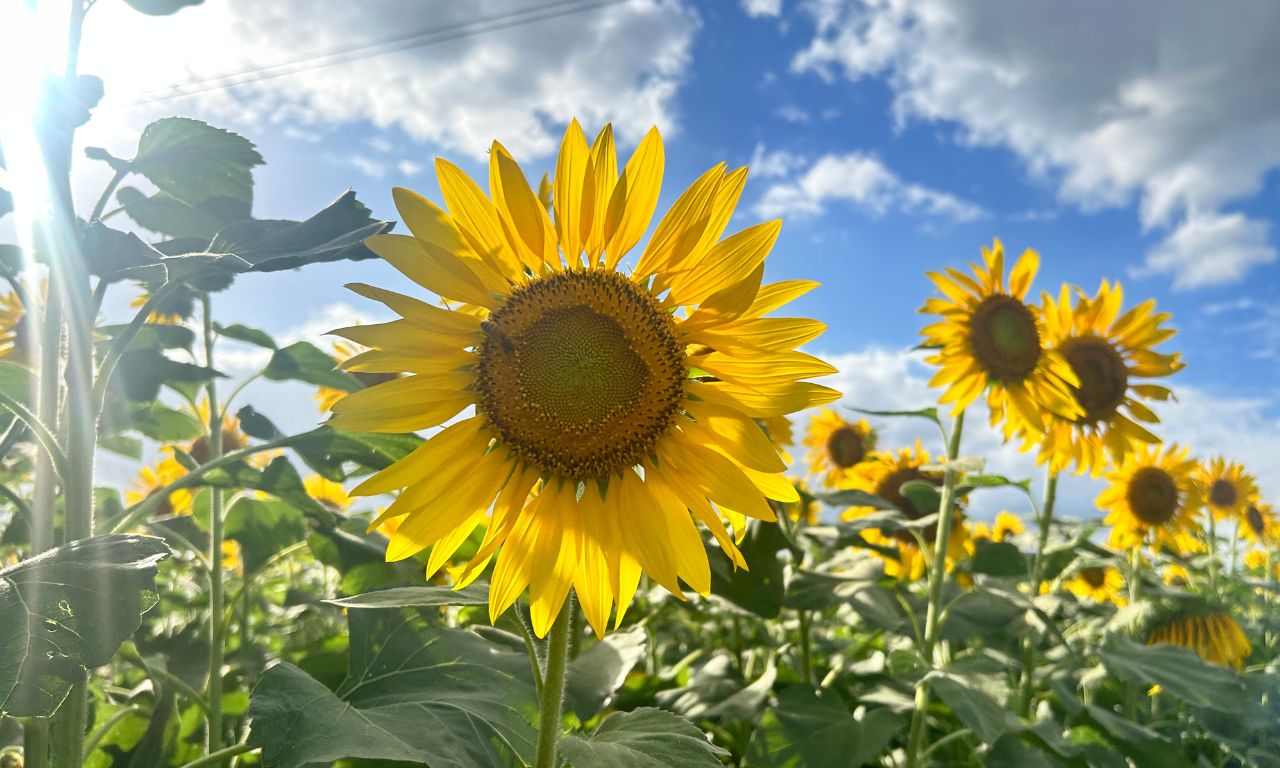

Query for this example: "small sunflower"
[131,282,196,325]
[842,443,967,581]
[920,239,1081,439]
[1031,281,1182,476]
[803,408,877,487]
[1198,457,1259,524]
[0,290,30,363]
[332,120,839,637]
[125,455,192,517]
[1146,609,1252,669]
[991,511,1025,542]
[315,340,401,412]
[1065,565,1126,605]
[784,478,820,525]
[1239,502,1275,548]
[1163,562,1193,587]
[305,475,352,511]
[186,399,259,465]
[1242,549,1277,581]
[221,540,243,574]
[1099,443,1204,552]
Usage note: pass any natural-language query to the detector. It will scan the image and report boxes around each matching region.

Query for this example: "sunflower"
[1065,565,1126,605]
[841,442,967,580]
[305,475,352,511]
[1163,562,1193,587]
[784,478,819,525]
[1239,502,1276,548]
[1198,457,1259,524]
[920,240,1081,439]
[1099,443,1204,552]
[1029,281,1182,476]
[331,120,839,638]
[0,290,29,362]
[803,408,876,487]
[125,454,193,517]
[1146,609,1252,669]
[991,511,1024,542]
[314,340,401,412]
[131,283,196,325]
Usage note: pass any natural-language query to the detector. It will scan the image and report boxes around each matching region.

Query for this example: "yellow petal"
[353,416,487,496]
[683,399,786,473]
[604,126,665,269]
[490,140,558,269]
[345,282,481,338]
[435,158,522,278]
[554,119,589,264]
[365,233,496,308]
[580,124,618,264]
[667,220,781,307]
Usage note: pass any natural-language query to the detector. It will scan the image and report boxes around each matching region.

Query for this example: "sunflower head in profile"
[131,282,197,325]
[305,475,352,512]
[920,239,1081,439]
[1197,457,1259,524]
[803,408,877,487]
[1239,502,1275,549]
[1146,608,1252,669]
[186,398,255,465]
[1029,281,1182,476]
[1064,564,1126,605]
[1099,443,1204,552]
[0,290,31,364]
[841,442,968,580]
[329,120,839,637]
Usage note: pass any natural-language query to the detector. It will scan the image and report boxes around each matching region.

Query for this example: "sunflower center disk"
[1209,479,1238,509]
[1080,567,1107,589]
[1126,466,1180,526]
[1060,335,1128,423]
[968,295,1041,382]
[826,426,866,468]
[1247,505,1265,536]
[476,270,685,480]
[878,467,941,544]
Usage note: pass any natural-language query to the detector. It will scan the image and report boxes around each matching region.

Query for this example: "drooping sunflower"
[1146,609,1252,669]
[803,408,877,487]
[131,282,196,325]
[1198,457,1259,523]
[841,442,967,580]
[1099,443,1204,552]
[1239,502,1276,548]
[314,340,401,412]
[1064,565,1126,605]
[331,121,839,638]
[920,240,1081,439]
[305,475,352,512]
[1030,281,1182,476]
[0,290,29,362]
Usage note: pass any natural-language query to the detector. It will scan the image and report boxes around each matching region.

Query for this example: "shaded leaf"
[263,341,359,391]
[967,542,1029,578]
[130,117,262,206]
[208,190,390,271]
[216,322,276,349]
[1098,636,1251,713]
[745,686,903,768]
[559,707,728,768]
[566,628,647,721]
[326,584,490,610]
[708,520,790,619]
[224,497,306,574]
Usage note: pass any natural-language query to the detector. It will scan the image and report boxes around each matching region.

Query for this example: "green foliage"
[745,686,903,768]
[558,708,731,768]
[0,535,169,716]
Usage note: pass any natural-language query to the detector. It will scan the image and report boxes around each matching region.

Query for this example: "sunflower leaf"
[745,686,903,768]
[558,708,729,768]
[1098,635,1251,712]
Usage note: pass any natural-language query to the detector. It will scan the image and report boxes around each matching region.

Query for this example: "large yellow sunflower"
[840,443,967,580]
[1030,281,1182,476]
[1146,609,1251,669]
[803,408,876,487]
[920,240,1081,439]
[330,120,839,638]
[1099,443,1204,552]
[1198,457,1259,524]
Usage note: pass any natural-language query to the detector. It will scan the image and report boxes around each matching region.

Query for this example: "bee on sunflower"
[1098,443,1204,552]
[1063,565,1126,605]
[1198,457,1259,523]
[1028,281,1182,476]
[920,239,1081,439]
[1145,608,1252,669]
[330,120,839,637]
[841,443,968,580]
[803,408,877,487]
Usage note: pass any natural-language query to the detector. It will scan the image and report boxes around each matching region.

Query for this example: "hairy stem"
[201,294,228,761]
[533,599,574,768]
[1019,469,1059,716]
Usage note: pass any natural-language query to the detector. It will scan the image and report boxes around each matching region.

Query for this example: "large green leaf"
[129,117,262,206]
[745,686,903,768]
[925,672,1023,744]
[263,341,360,391]
[291,426,423,481]
[1098,635,1251,712]
[246,609,537,768]
[224,497,307,574]
[0,535,170,716]
[558,708,729,768]
[116,186,248,239]
[207,190,390,271]
[708,520,790,618]
[658,654,776,722]
[566,628,647,721]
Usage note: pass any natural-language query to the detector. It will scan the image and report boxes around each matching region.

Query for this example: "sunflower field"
[1,2,1278,768]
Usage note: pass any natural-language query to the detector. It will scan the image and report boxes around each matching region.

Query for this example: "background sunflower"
[802,408,876,488]
[1099,443,1205,552]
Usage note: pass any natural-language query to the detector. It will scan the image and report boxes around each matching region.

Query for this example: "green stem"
[533,599,574,768]
[1019,469,1059,717]
[1229,523,1240,579]
[515,605,545,698]
[83,705,145,756]
[175,743,256,768]
[797,611,814,686]
[30,288,62,555]
[201,294,227,760]
[23,718,49,768]
[91,281,184,418]
[89,167,127,222]
[49,681,87,768]
[904,412,966,768]
[0,391,70,482]
[1125,545,1143,720]
[1208,513,1219,595]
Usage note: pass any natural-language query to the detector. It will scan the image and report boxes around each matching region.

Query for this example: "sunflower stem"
[201,294,228,762]
[905,411,965,768]
[534,598,574,768]
[1228,523,1240,579]
[1125,545,1143,720]
[797,610,814,686]
[1207,513,1220,596]
[1018,468,1058,717]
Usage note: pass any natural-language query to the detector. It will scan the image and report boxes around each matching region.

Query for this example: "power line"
[125,0,630,106]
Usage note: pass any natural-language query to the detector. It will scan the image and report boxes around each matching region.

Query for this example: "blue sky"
[63,0,1280,514]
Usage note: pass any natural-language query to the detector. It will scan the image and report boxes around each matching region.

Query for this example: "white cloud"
[748,143,807,179]
[346,154,387,178]
[741,0,783,17]
[78,0,700,161]
[803,346,1280,522]
[776,104,810,123]
[1136,212,1275,291]
[790,0,1280,289]
[396,159,425,177]
[216,301,389,374]
[754,151,985,221]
